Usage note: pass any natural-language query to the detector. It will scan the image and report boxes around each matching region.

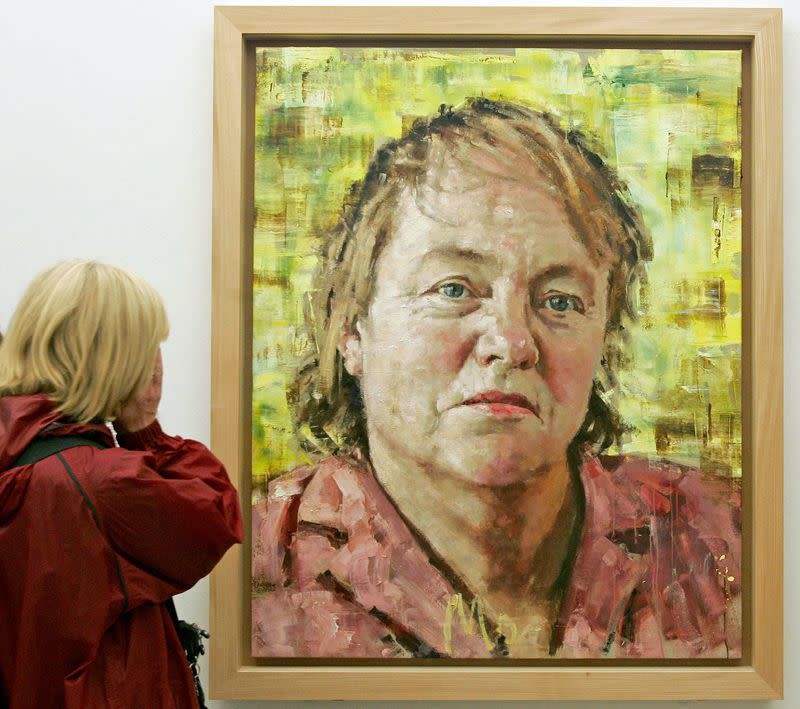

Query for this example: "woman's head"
[291,98,652,468]
[0,260,169,423]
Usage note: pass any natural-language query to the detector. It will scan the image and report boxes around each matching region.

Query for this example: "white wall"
[0,0,793,706]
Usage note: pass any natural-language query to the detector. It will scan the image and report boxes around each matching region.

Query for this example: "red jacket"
[252,452,740,659]
[0,394,243,708]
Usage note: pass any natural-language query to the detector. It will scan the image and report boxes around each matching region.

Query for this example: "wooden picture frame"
[210,6,782,701]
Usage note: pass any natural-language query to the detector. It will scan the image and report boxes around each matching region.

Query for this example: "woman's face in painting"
[342,161,612,486]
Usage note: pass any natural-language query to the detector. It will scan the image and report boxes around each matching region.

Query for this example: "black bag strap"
[11,434,107,468]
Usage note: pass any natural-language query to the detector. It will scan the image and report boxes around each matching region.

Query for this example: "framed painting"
[210,6,782,701]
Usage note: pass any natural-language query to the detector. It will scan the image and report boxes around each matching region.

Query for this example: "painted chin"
[465,450,538,486]
[434,426,552,486]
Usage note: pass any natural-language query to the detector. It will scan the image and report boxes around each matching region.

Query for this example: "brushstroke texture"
[251,453,740,658]
[251,47,742,485]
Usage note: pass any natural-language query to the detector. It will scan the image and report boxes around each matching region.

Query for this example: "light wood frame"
[210,6,783,701]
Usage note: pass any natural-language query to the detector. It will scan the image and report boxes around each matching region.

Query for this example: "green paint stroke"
[251,46,742,488]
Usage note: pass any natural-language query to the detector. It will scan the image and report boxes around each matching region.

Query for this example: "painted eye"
[438,282,468,299]
[544,294,579,312]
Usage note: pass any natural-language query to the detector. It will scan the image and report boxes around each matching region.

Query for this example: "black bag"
[165,600,209,709]
[11,430,210,708]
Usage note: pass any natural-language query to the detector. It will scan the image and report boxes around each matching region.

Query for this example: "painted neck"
[367,440,580,612]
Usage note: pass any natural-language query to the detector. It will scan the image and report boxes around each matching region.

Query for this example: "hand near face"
[115,349,163,433]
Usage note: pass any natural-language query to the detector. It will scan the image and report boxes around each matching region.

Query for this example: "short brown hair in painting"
[290,97,653,457]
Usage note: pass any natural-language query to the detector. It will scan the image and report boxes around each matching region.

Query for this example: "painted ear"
[339,327,364,377]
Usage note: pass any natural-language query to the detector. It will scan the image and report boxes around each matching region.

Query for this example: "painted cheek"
[425,326,475,373]
[542,339,600,404]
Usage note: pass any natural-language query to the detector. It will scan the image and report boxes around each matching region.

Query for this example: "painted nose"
[475,304,538,370]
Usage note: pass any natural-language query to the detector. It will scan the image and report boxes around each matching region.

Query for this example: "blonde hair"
[0,260,169,422]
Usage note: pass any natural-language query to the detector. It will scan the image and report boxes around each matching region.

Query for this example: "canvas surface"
[249,46,742,660]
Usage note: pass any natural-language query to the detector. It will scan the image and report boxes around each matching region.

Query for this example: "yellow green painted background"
[251,46,742,490]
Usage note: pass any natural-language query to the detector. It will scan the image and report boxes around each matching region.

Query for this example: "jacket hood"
[0,394,114,521]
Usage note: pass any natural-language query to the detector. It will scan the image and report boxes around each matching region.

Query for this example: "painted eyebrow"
[531,264,600,300]
[414,246,499,269]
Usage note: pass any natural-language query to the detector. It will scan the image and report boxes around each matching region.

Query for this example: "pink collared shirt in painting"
[251,451,741,659]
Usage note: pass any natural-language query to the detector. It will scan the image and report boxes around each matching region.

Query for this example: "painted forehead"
[402,133,614,264]
[410,175,568,234]
[387,183,606,289]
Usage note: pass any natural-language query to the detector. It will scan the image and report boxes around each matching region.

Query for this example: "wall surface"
[0,0,793,707]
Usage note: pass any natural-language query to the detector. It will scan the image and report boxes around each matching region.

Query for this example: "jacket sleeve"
[85,420,243,605]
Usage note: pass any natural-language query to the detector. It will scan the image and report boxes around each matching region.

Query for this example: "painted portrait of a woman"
[250,98,741,659]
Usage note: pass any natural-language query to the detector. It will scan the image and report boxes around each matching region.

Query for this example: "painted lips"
[460,390,539,418]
